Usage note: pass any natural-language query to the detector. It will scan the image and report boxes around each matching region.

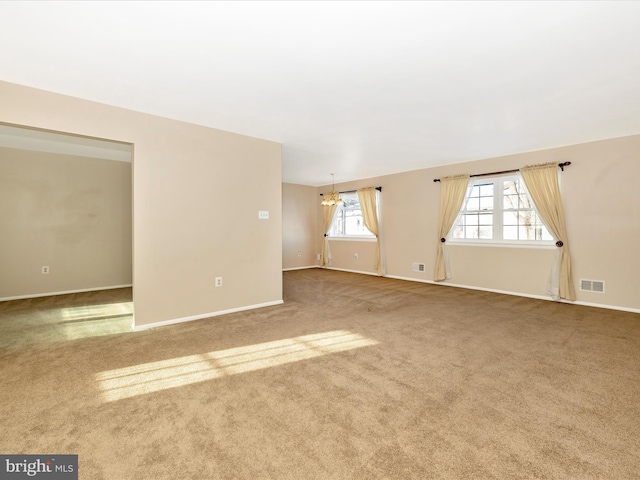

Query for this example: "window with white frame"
[329,192,375,238]
[450,175,554,244]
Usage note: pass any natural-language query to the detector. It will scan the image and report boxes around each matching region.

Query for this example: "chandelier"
[321,173,343,206]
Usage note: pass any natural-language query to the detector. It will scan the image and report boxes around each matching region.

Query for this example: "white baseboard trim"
[132,299,284,331]
[386,275,551,301]
[385,274,640,314]
[323,266,380,277]
[0,284,133,302]
[282,266,318,271]
[569,300,640,314]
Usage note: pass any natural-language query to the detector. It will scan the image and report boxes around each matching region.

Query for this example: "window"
[450,175,554,244]
[329,192,375,238]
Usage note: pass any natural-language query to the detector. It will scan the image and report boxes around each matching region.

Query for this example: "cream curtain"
[358,187,384,276]
[520,162,575,301]
[434,174,470,281]
[321,204,338,267]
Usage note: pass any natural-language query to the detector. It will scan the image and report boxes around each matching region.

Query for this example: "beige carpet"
[1,269,639,479]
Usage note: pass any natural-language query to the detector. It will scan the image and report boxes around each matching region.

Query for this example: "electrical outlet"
[354,253,358,259]
[258,210,269,220]
[316,254,321,261]
[215,277,223,287]
[42,266,50,274]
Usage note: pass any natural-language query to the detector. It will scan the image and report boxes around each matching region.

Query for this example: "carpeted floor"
[1,269,639,479]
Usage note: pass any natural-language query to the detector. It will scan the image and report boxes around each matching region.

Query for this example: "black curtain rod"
[320,186,382,196]
[432,162,571,182]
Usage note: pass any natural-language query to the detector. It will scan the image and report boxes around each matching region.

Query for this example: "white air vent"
[580,279,605,293]
[412,263,426,273]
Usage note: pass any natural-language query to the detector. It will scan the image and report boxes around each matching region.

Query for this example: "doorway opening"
[0,123,134,346]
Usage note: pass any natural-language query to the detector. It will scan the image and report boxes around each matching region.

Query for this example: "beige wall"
[0,147,132,298]
[0,81,282,327]
[325,240,378,274]
[282,183,318,269]
[309,135,640,311]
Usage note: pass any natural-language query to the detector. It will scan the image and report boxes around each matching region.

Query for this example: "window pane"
[451,226,463,238]
[464,214,478,226]
[466,197,480,211]
[345,215,364,235]
[479,196,493,211]
[532,212,543,226]
[519,211,534,228]
[479,184,494,196]
[503,226,517,240]
[504,194,519,209]
[503,211,519,226]
[503,180,517,195]
[470,185,480,197]
[466,226,479,238]
[519,195,532,209]
[479,226,492,239]
[479,213,493,225]
[334,215,344,235]
[541,227,553,241]
[519,226,532,240]
[533,227,542,241]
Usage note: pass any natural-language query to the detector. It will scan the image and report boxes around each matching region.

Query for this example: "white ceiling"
[1,1,639,186]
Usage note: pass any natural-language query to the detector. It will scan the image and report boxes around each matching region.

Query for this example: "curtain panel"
[357,187,384,276]
[520,162,576,301]
[434,174,470,281]
[321,204,338,267]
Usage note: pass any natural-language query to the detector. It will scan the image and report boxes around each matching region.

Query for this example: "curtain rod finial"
[559,161,571,171]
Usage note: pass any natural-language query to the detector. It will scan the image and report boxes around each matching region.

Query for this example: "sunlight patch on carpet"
[62,302,133,321]
[60,302,133,341]
[96,330,378,402]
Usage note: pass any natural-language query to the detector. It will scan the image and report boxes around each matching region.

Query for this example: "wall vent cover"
[580,279,605,293]
[412,263,425,273]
